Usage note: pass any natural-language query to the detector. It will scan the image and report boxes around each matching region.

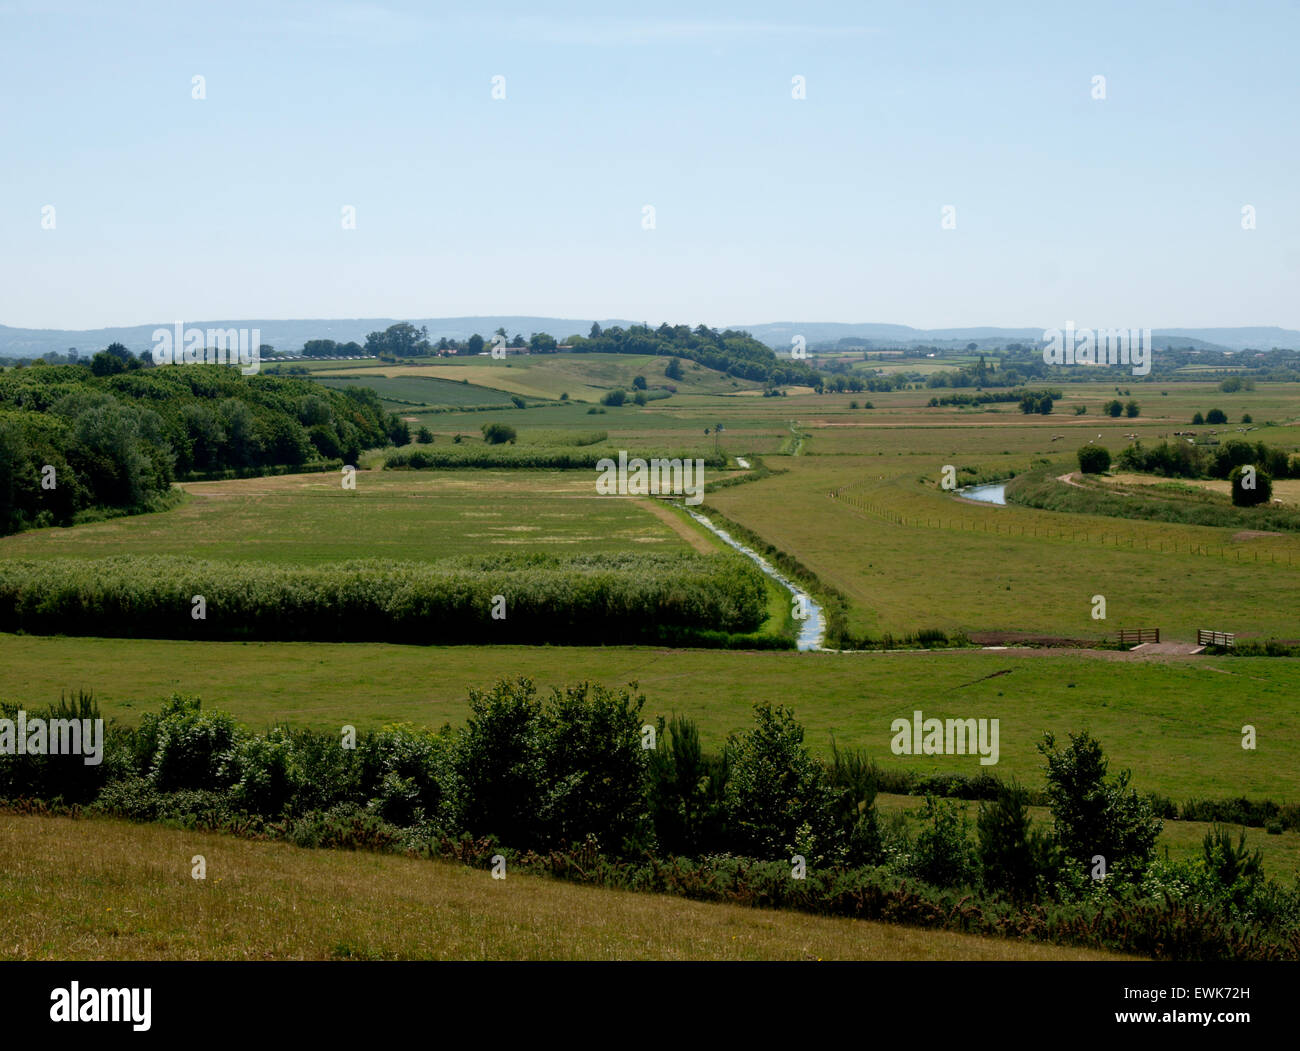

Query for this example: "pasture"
[4,635,1298,803]
[0,812,1123,960]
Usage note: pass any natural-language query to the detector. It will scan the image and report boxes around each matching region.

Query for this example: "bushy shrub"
[537,681,652,853]
[907,796,977,889]
[647,714,729,857]
[1230,464,1272,506]
[826,738,882,865]
[480,422,516,444]
[1077,445,1111,474]
[137,695,243,792]
[1038,730,1162,882]
[450,678,547,848]
[977,781,1059,899]
[450,677,652,853]
[1206,408,1227,425]
[723,703,838,863]
[0,692,118,804]
[226,725,302,816]
[1202,825,1263,910]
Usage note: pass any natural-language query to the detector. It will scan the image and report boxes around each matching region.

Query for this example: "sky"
[2,0,1298,331]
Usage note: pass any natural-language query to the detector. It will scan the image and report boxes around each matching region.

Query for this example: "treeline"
[385,445,726,470]
[1117,438,1299,481]
[0,553,768,644]
[926,387,1063,408]
[1006,467,1300,532]
[7,688,1299,960]
[572,323,823,388]
[0,365,404,534]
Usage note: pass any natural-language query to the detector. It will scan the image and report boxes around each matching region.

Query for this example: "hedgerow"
[0,553,768,644]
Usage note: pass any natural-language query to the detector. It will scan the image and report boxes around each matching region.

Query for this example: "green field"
[4,636,1297,803]
[0,470,708,564]
[315,373,514,408]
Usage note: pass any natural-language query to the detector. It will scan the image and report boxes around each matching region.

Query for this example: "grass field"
[0,812,1128,960]
[4,636,1298,803]
[0,471,708,563]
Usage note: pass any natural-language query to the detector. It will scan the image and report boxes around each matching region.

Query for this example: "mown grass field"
[4,636,1297,803]
[0,812,1128,960]
[0,470,708,563]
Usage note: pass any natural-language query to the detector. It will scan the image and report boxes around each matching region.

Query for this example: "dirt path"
[637,499,716,554]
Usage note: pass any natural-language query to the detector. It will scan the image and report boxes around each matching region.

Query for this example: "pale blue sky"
[3,0,1297,330]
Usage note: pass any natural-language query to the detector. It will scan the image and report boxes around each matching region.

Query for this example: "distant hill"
[0,317,639,360]
[4,317,1300,359]
[739,323,1300,354]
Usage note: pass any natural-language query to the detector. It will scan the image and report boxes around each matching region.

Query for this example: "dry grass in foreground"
[0,813,1133,961]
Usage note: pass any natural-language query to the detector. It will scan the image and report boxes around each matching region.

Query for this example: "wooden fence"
[1118,628,1160,645]
[1197,629,1236,648]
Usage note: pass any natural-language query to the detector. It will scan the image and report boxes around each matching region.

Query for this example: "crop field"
[314,373,514,408]
[313,353,762,403]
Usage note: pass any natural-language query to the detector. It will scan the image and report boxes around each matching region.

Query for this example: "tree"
[466,333,485,356]
[362,323,430,358]
[90,351,126,376]
[1124,400,1139,418]
[1192,411,1205,425]
[528,332,557,354]
[978,782,1058,900]
[1105,399,1123,418]
[1037,731,1162,880]
[723,704,838,863]
[601,389,627,407]
[481,422,516,444]
[416,427,434,444]
[664,356,684,381]
[589,322,602,339]
[632,375,647,390]
[1077,445,1111,474]
[1230,464,1271,506]
[1206,408,1227,425]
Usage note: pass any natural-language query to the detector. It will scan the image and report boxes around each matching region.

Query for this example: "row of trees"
[2,685,1173,901]
[0,365,400,534]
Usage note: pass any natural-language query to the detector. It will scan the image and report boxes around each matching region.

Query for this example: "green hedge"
[0,553,767,644]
